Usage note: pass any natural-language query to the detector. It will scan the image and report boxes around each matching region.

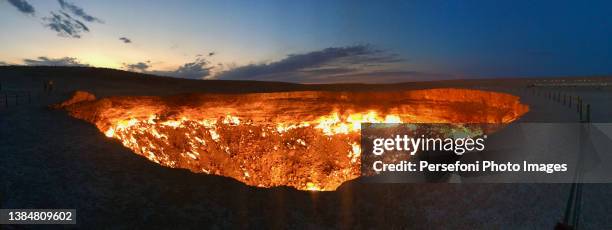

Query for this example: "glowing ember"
[61,88,528,191]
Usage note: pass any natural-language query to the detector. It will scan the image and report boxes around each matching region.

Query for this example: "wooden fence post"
[585,104,591,123]
[579,103,583,121]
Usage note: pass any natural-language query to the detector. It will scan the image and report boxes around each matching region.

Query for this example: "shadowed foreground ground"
[1,67,611,228]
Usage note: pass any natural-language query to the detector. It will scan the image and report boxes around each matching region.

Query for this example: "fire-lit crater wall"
[62,88,528,191]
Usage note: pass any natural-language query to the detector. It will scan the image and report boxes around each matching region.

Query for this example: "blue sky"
[1,0,611,83]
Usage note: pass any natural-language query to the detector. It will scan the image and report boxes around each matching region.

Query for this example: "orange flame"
[62,89,529,191]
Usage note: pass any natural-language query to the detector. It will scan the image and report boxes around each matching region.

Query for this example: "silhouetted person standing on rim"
[44,80,54,94]
[48,80,54,93]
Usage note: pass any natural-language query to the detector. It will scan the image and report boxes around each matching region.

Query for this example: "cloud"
[152,58,213,79]
[0,61,8,66]
[7,0,35,15]
[57,0,103,23]
[122,61,150,72]
[119,37,132,43]
[40,1,101,38]
[123,58,213,79]
[23,56,89,67]
[43,11,90,38]
[8,0,101,39]
[214,45,405,82]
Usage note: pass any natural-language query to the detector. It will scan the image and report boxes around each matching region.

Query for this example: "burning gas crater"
[61,88,528,191]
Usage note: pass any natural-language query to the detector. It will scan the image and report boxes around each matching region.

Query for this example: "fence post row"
[0,91,36,109]
[529,84,595,229]
[528,86,593,123]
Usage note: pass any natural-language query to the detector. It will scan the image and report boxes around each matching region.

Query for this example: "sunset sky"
[2,0,612,83]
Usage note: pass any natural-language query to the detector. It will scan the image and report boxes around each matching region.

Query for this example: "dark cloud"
[122,61,150,72]
[0,61,8,66]
[7,0,35,15]
[124,58,213,79]
[152,58,213,79]
[40,1,101,38]
[215,45,404,82]
[119,37,132,43]
[43,11,90,38]
[23,56,88,67]
[57,0,103,23]
[196,53,214,57]
[7,0,101,38]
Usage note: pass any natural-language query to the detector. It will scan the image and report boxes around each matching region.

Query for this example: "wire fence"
[0,91,33,108]
[525,86,592,123]
[523,85,597,230]
[0,86,60,109]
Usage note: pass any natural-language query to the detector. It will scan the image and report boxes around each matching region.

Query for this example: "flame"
[101,112,382,191]
[314,111,401,136]
[62,89,529,191]
[104,127,115,138]
[306,182,321,191]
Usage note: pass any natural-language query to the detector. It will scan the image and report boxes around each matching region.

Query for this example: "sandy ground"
[1,67,611,229]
